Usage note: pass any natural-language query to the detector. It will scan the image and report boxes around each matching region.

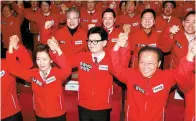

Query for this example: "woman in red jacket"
[7,35,71,121]
[110,36,195,121]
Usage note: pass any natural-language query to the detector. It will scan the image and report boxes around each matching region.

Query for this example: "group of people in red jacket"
[1,1,195,121]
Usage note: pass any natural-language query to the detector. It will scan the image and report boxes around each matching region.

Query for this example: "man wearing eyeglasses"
[48,26,130,121]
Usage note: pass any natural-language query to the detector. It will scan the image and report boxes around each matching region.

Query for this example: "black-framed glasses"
[86,40,102,45]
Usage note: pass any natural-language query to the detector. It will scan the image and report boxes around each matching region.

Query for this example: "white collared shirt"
[108,27,114,34]
[162,15,171,22]
[39,67,52,81]
[184,32,196,42]
[43,12,50,17]
[88,10,95,14]
[92,51,105,63]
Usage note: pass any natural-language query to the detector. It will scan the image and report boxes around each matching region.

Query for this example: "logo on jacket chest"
[0,70,5,78]
[175,40,182,48]
[133,84,145,94]
[31,77,43,86]
[45,76,56,84]
[80,62,92,72]
[59,40,66,44]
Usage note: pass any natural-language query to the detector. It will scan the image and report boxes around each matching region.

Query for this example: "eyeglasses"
[86,40,102,45]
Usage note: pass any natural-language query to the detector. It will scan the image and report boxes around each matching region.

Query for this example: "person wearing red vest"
[129,9,161,68]
[80,1,102,31]
[117,1,140,33]
[1,3,23,49]
[23,1,67,45]
[176,70,195,121]
[110,36,195,121]
[6,35,71,121]
[1,35,33,121]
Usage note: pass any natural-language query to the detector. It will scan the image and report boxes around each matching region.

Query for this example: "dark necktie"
[165,18,169,23]
[94,57,98,65]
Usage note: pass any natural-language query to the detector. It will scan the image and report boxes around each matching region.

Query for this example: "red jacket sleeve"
[110,47,134,84]
[176,71,195,93]
[119,43,132,67]
[175,57,195,92]
[52,52,72,82]
[158,27,175,52]
[6,45,33,82]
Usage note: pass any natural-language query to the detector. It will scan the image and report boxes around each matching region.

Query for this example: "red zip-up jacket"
[159,27,189,69]
[6,45,71,118]
[129,28,161,68]
[1,10,24,49]
[42,26,88,57]
[155,15,181,33]
[1,45,33,119]
[111,46,194,121]
[23,7,40,34]
[51,49,130,110]
[117,14,141,33]
[80,8,102,31]
[23,9,66,44]
[176,71,195,121]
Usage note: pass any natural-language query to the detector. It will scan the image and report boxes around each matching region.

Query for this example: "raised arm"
[175,39,195,92]
[6,35,33,81]
[47,37,72,81]
[110,33,134,84]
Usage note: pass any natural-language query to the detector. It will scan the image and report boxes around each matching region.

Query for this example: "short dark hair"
[102,8,116,18]
[40,1,51,6]
[162,1,176,8]
[141,8,156,19]
[125,1,136,6]
[87,26,108,41]
[183,10,195,20]
[119,1,127,10]
[138,46,163,62]
[35,43,50,59]
[2,4,13,11]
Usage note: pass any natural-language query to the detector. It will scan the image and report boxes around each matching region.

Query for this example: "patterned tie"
[94,57,98,65]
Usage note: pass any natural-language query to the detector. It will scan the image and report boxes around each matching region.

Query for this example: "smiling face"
[36,51,52,72]
[102,12,115,29]
[141,12,155,29]
[87,33,107,53]
[2,5,12,18]
[41,2,51,13]
[139,51,161,78]
[183,14,195,34]
[67,11,80,29]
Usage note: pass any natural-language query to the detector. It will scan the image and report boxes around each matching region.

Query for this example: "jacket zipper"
[126,105,130,121]
[59,94,62,110]
[33,93,35,109]
[145,80,149,111]
[108,88,111,103]
[11,94,16,108]
[162,108,165,121]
